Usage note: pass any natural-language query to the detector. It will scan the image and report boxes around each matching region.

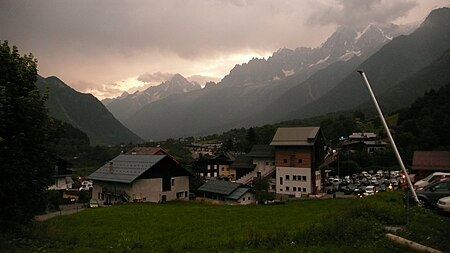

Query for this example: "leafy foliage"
[0,41,56,230]
[396,84,450,163]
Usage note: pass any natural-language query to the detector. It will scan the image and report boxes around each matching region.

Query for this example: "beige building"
[88,154,190,204]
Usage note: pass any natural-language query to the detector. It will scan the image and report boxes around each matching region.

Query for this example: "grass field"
[2,191,450,253]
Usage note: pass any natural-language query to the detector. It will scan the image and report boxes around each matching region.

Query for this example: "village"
[48,126,450,209]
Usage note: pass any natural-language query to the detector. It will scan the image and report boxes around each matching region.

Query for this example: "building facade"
[88,154,190,204]
[270,127,325,196]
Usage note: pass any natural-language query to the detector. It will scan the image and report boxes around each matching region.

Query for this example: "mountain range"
[36,76,143,145]
[39,8,450,143]
[104,74,201,123]
[110,10,449,141]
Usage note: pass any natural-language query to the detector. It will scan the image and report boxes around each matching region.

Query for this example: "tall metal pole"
[357,70,419,204]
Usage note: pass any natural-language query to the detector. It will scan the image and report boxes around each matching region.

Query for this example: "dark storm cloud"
[1,0,446,99]
[307,0,418,26]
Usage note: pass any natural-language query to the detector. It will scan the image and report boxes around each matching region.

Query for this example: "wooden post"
[385,233,443,253]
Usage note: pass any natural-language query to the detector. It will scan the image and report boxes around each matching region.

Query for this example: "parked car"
[389,178,398,186]
[377,184,387,192]
[354,185,366,195]
[364,186,376,196]
[343,184,357,195]
[437,196,450,213]
[89,200,99,208]
[414,172,450,189]
[415,178,450,208]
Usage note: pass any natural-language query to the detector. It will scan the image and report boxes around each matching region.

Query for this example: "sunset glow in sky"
[1,0,448,99]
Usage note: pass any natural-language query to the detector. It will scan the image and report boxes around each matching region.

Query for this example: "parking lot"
[325,170,405,198]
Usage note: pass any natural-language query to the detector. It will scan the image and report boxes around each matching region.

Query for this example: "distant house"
[340,132,388,153]
[197,180,255,205]
[412,151,450,179]
[270,127,326,197]
[235,145,276,190]
[192,153,235,180]
[126,146,170,156]
[188,143,222,158]
[230,155,256,182]
[48,158,74,190]
[87,154,190,204]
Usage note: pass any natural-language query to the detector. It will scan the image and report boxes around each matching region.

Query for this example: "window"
[283,159,288,163]
[286,186,290,191]
[302,188,306,192]
[280,177,283,185]
[207,172,211,177]
[293,175,297,180]
[298,159,303,163]
[200,173,204,177]
[163,177,171,191]
[242,197,245,201]
[248,197,251,200]
[266,162,269,165]
[272,162,275,165]
[285,175,290,180]
[293,187,297,191]
[171,178,175,186]
[214,172,217,177]
[222,168,225,171]
[280,189,283,192]
[302,176,307,181]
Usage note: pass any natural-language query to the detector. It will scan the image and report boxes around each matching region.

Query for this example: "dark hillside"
[36,76,143,145]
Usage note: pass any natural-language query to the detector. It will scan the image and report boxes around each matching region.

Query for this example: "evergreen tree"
[0,41,55,230]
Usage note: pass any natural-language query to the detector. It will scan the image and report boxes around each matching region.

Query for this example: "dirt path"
[35,203,86,221]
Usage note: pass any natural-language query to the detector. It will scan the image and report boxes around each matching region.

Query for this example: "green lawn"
[3,191,450,253]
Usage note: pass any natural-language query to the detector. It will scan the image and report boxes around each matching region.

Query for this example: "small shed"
[197,180,255,205]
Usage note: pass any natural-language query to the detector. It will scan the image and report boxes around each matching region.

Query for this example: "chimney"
[109,162,113,173]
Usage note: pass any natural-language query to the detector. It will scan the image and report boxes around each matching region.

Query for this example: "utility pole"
[357,70,419,204]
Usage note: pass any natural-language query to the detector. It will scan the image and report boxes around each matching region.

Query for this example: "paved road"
[35,203,85,221]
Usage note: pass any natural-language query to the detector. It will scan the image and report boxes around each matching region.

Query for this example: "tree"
[0,41,56,230]
[252,177,274,203]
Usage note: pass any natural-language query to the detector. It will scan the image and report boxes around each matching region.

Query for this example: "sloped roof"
[87,154,165,183]
[349,132,377,139]
[126,147,168,155]
[231,155,256,169]
[198,180,242,195]
[270,127,320,146]
[226,186,252,200]
[412,151,450,171]
[248,145,274,158]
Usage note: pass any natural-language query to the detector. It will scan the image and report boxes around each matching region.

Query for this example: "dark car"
[344,184,357,195]
[377,184,387,192]
[415,178,450,208]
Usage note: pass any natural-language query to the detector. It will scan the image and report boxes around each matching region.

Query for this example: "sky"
[1,0,448,100]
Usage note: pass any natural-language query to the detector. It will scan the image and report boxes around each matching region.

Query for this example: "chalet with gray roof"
[87,154,190,204]
[197,180,255,205]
